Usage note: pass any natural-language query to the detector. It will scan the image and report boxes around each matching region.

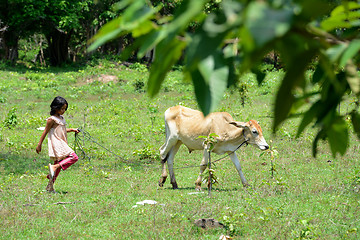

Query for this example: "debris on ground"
[194,218,224,229]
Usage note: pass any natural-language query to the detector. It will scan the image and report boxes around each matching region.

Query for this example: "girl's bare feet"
[46,180,54,192]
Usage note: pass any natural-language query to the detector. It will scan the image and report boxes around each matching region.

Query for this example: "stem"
[208,150,212,197]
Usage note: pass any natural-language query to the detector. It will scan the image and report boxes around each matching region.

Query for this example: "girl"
[36,96,79,192]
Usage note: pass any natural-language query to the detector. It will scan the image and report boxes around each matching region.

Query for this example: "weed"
[197,133,219,192]
[259,140,279,178]
[148,104,159,128]
[3,108,18,129]
[0,96,6,103]
[133,79,145,92]
[128,62,148,72]
[222,210,245,237]
[132,145,160,163]
[296,219,318,240]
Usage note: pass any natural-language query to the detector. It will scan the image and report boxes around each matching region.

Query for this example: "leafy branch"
[89,0,360,157]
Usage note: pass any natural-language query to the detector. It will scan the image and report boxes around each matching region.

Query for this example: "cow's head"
[230,120,269,150]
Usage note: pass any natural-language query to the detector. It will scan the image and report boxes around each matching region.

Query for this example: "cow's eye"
[252,129,258,134]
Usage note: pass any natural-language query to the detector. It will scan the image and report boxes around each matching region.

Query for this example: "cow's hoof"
[171,183,178,189]
[195,186,202,191]
[159,176,167,187]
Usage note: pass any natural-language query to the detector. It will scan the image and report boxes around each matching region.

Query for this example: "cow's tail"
[160,112,170,164]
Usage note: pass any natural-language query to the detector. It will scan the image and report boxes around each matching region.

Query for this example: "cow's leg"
[229,153,250,187]
[195,149,209,191]
[167,141,182,189]
[159,156,168,187]
[159,121,177,160]
[159,121,178,187]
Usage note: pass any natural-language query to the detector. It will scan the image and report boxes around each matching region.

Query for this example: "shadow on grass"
[162,186,241,192]
[0,152,49,175]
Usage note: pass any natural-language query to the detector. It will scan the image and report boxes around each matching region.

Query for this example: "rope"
[74,128,248,170]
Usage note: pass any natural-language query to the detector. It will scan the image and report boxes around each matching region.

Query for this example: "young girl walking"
[36,96,79,192]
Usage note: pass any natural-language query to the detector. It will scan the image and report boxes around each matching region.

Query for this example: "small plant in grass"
[222,210,246,237]
[296,219,318,240]
[259,140,279,178]
[133,145,160,163]
[238,82,249,107]
[128,62,148,72]
[201,168,219,187]
[0,96,6,103]
[198,133,219,190]
[148,104,159,128]
[133,79,145,92]
[3,108,18,129]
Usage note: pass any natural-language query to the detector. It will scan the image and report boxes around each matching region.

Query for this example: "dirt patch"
[86,74,118,84]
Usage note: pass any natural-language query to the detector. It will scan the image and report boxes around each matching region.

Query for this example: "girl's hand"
[68,128,80,133]
[36,145,41,154]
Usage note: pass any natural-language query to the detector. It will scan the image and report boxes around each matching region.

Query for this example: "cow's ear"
[230,121,247,128]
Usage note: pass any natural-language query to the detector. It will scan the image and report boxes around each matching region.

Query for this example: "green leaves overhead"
[88,0,360,157]
[188,50,232,115]
[147,38,186,97]
[326,116,349,157]
[245,2,293,49]
[321,2,360,32]
[88,0,158,52]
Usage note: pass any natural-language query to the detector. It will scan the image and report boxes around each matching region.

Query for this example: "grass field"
[1,60,359,239]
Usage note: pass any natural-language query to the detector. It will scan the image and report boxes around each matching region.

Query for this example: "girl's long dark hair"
[50,96,68,115]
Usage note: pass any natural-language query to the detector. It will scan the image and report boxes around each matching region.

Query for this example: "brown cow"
[159,105,269,190]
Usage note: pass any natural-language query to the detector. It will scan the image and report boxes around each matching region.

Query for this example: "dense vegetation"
[0,59,359,239]
[90,0,360,158]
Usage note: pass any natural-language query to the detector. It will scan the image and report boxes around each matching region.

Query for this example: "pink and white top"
[47,115,74,160]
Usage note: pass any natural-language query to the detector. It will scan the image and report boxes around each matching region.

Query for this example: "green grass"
[0,60,359,239]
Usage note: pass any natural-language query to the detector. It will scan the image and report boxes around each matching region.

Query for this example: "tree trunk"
[0,28,19,63]
[46,29,72,66]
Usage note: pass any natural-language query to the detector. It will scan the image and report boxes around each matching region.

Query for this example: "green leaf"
[340,39,360,67]
[88,0,158,52]
[87,17,124,52]
[137,29,166,58]
[331,2,360,16]
[312,64,325,84]
[321,2,360,31]
[188,51,230,115]
[132,20,155,38]
[312,129,325,157]
[273,49,316,130]
[345,60,360,94]
[326,43,347,63]
[147,38,186,97]
[165,0,206,37]
[245,2,293,47]
[296,101,322,137]
[326,116,348,156]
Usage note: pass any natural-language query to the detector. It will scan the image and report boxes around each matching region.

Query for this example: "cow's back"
[165,106,240,151]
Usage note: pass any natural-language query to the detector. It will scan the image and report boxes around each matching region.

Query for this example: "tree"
[0,0,45,62]
[0,0,118,65]
[89,0,360,157]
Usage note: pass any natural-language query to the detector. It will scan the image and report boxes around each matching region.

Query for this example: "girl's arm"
[67,128,80,133]
[36,118,54,154]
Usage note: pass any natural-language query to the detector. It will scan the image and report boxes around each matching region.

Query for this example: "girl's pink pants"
[47,152,78,183]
